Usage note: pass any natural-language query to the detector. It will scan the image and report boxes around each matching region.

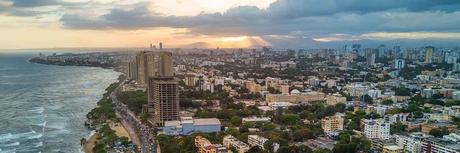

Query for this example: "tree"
[268,87,281,94]
[381,99,394,105]
[333,133,371,153]
[362,94,373,104]
[279,114,300,125]
[429,127,449,137]
[390,121,406,134]
[230,116,242,126]
[394,87,411,96]
[248,146,264,153]
[335,103,347,113]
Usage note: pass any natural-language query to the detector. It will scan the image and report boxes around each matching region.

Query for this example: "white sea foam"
[27,133,43,139]
[34,141,43,147]
[0,131,37,142]
[2,141,20,147]
[29,106,44,114]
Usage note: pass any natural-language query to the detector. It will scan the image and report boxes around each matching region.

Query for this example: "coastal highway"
[111,89,157,153]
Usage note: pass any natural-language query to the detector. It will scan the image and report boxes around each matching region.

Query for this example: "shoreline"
[28,58,116,69]
[83,122,133,153]
[83,131,98,153]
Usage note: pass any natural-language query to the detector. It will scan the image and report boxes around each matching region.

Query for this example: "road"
[111,89,157,153]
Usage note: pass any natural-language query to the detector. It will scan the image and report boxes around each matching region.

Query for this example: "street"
[111,89,157,153]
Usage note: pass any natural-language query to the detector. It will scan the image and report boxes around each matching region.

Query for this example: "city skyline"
[1,0,460,50]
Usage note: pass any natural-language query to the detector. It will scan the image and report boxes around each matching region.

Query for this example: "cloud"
[7,0,460,47]
[10,0,64,7]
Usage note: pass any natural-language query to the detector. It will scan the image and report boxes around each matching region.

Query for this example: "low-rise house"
[223,135,250,153]
[162,117,221,135]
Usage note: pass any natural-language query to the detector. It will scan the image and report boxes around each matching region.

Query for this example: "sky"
[1,0,460,50]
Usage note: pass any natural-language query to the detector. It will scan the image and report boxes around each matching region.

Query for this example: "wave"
[0,148,16,153]
[34,141,43,147]
[2,141,20,147]
[28,133,43,140]
[0,130,40,143]
[29,106,44,114]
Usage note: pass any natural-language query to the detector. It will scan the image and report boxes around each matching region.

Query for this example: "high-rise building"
[127,61,138,80]
[394,59,405,69]
[425,46,434,63]
[148,76,179,126]
[365,48,377,67]
[135,51,173,85]
[405,49,419,61]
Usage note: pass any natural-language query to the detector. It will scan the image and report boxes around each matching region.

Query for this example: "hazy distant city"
[2,0,460,153]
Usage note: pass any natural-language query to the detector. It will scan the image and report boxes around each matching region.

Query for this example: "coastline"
[83,122,132,153]
[83,131,98,153]
[30,58,126,152]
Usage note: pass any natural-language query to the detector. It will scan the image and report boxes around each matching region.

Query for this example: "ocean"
[0,53,121,152]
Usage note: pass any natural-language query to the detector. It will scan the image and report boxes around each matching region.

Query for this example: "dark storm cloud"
[59,0,460,36]
[10,0,64,7]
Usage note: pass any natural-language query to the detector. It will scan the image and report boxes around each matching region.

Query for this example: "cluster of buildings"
[126,43,221,131]
[121,44,460,152]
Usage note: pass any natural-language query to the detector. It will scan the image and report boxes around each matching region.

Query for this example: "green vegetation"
[118,90,148,114]
[93,124,132,153]
[381,99,394,105]
[332,132,371,153]
[390,121,406,134]
[86,77,125,126]
[394,87,411,96]
[157,133,223,153]
[429,127,450,138]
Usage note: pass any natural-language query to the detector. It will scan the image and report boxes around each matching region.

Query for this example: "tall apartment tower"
[135,49,177,126]
[365,48,377,67]
[135,51,173,85]
[127,61,138,80]
[425,46,434,63]
[148,77,179,126]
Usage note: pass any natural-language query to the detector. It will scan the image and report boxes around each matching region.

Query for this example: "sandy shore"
[109,122,131,141]
[83,131,98,153]
[83,122,132,153]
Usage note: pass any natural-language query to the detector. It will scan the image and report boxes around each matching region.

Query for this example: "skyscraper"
[365,48,377,67]
[425,46,434,63]
[135,51,173,85]
[136,48,178,126]
[127,61,138,80]
[394,59,405,69]
[148,76,179,126]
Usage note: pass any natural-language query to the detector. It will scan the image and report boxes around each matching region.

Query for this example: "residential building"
[265,91,326,106]
[223,135,250,153]
[195,136,227,153]
[321,113,345,133]
[422,135,460,153]
[395,132,430,153]
[362,119,391,140]
[425,46,434,63]
[242,117,271,123]
[248,135,268,150]
[394,59,405,69]
[148,77,179,126]
[382,145,403,153]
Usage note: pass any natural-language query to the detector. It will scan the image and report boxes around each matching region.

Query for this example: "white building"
[367,89,382,99]
[223,135,250,153]
[248,135,268,150]
[385,113,409,124]
[394,59,406,69]
[162,117,221,135]
[362,119,390,140]
[395,132,429,153]
[242,117,271,123]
